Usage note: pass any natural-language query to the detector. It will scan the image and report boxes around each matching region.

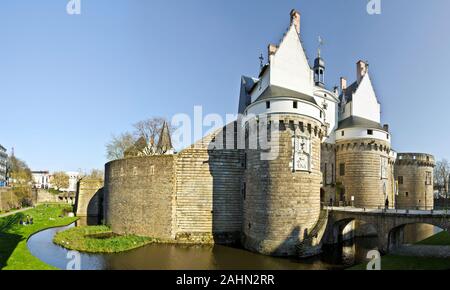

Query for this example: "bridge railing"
[323,204,449,216]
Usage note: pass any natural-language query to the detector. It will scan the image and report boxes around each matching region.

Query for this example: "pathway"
[0,207,33,218]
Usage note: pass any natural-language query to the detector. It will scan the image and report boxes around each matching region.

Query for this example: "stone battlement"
[396,153,435,167]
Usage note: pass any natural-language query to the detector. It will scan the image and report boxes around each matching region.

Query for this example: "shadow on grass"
[0,214,25,269]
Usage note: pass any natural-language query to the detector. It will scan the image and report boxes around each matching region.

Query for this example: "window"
[367,129,374,135]
[341,131,345,137]
[398,176,404,185]
[293,101,298,109]
[242,153,247,169]
[242,182,246,199]
[323,163,327,185]
[426,172,432,185]
[406,192,409,197]
[266,101,271,109]
[150,165,155,176]
[387,134,390,140]
[339,163,345,176]
[320,111,323,118]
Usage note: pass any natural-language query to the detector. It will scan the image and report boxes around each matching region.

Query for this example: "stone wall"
[395,153,435,210]
[104,156,176,239]
[36,189,61,204]
[0,188,19,211]
[336,139,395,209]
[103,123,244,243]
[175,123,244,243]
[242,115,324,256]
[0,187,34,211]
[75,179,104,218]
[321,143,336,205]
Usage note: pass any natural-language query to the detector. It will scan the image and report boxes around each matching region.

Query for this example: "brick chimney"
[268,44,278,56]
[290,9,301,34]
[340,77,347,91]
[357,60,369,84]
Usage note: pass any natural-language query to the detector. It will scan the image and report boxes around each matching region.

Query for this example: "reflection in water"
[26,223,442,270]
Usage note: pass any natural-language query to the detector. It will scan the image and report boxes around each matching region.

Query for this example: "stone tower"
[238,10,331,257]
[394,153,435,210]
[335,61,396,208]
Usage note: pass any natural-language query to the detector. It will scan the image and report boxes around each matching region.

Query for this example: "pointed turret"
[156,122,174,155]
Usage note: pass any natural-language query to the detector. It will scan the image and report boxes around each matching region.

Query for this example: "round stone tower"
[394,153,435,210]
[335,60,397,209]
[238,9,330,257]
[242,113,325,257]
[335,121,396,209]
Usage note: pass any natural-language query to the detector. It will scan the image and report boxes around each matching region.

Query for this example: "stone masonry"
[394,153,435,210]
[75,179,104,218]
[104,123,244,244]
[242,115,326,256]
[336,139,396,209]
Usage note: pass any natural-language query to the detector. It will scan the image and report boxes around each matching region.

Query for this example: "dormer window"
[293,101,298,109]
[367,129,373,135]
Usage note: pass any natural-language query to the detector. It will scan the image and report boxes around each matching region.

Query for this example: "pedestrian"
[30,217,34,225]
[385,198,389,209]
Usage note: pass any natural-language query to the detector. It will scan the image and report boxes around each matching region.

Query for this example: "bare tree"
[105,132,136,161]
[434,159,450,196]
[87,169,104,180]
[133,117,174,144]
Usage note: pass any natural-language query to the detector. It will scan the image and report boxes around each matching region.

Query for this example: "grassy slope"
[0,204,78,270]
[53,225,156,253]
[350,231,450,270]
[416,231,450,246]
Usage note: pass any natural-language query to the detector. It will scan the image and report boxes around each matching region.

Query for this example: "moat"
[27,221,441,270]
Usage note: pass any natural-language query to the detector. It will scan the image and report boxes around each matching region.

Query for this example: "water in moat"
[26,221,440,270]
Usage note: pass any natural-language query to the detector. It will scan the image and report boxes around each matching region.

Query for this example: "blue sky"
[0,0,449,172]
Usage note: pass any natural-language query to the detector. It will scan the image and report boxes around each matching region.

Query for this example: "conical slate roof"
[156,121,173,154]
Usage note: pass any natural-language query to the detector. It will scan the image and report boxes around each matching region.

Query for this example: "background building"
[0,145,7,187]
[32,171,51,189]
[66,171,80,192]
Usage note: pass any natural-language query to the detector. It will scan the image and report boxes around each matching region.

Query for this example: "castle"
[95,10,436,257]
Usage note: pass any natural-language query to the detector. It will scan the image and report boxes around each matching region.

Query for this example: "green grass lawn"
[0,204,78,270]
[53,225,157,253]
[416,231,450,246]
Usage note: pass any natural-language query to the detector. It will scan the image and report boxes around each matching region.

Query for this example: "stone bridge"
[324,207,450,253]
